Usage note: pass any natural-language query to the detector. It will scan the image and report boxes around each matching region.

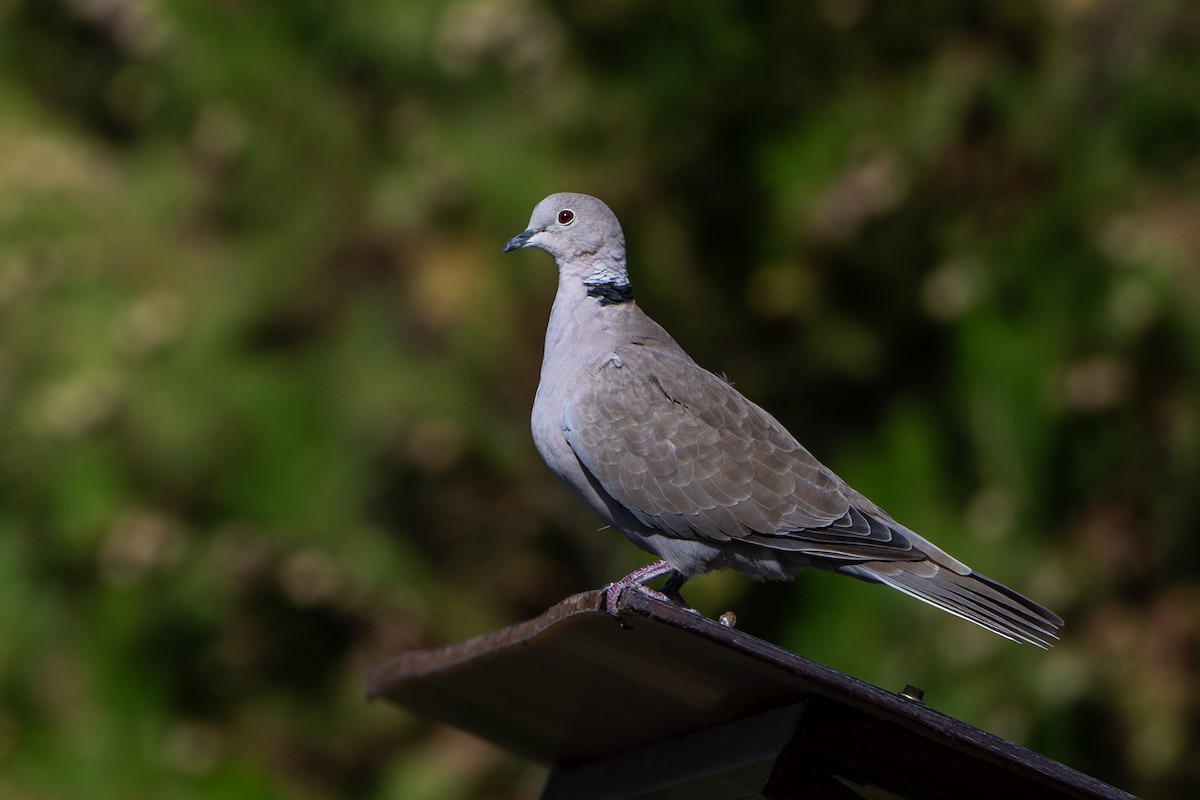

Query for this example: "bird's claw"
[603,577,699,627]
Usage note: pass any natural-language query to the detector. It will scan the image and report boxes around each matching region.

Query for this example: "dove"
[503,192,1063,647]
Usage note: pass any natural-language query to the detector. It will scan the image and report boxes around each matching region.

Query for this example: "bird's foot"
[632,585,672,605]
[603,561,695,623]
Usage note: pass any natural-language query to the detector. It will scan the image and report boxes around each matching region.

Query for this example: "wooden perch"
[368,590,1137,800]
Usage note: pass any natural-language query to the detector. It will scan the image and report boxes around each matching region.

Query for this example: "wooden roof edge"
[366,591,605,695]
[611,591,1138,800]
[368,589,1138,800]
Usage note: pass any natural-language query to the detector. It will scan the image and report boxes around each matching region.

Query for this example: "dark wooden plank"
[368,589,1137,800]
[542,703,806,800]
[764,763,875,800]
[369,591,816,766]
[767,696,1078,800]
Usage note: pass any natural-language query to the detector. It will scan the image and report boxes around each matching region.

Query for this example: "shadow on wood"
[368,590,1137,800]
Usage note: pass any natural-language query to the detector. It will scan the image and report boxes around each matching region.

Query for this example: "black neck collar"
[584,280,634,306]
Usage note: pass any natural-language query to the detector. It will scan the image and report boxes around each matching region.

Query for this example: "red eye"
[557,209,575,225]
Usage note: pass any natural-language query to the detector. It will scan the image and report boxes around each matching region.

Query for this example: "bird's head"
[503,193,631,292]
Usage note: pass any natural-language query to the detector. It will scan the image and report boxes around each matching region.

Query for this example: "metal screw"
[899,684,925,702]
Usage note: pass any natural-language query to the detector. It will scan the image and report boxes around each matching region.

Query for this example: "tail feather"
[844,562,1064,648]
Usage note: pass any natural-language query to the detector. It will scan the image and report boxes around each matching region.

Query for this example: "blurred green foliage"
[1,1,1198,798]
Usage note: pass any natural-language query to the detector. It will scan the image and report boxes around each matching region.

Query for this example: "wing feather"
[563,344,919,562]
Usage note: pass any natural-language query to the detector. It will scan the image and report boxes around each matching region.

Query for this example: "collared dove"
[503,192,1063,647]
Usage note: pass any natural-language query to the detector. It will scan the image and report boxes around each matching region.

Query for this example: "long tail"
[841,560,1064,648]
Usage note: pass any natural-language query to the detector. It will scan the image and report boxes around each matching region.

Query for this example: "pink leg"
[604,560,686,617]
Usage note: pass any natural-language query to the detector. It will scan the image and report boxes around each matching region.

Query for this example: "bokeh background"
[2,1,1198,798]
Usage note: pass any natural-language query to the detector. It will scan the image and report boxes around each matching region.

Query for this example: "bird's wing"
[563,342,927,563]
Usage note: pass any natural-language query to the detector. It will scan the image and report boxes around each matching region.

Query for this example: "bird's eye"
[557,209,575,225]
